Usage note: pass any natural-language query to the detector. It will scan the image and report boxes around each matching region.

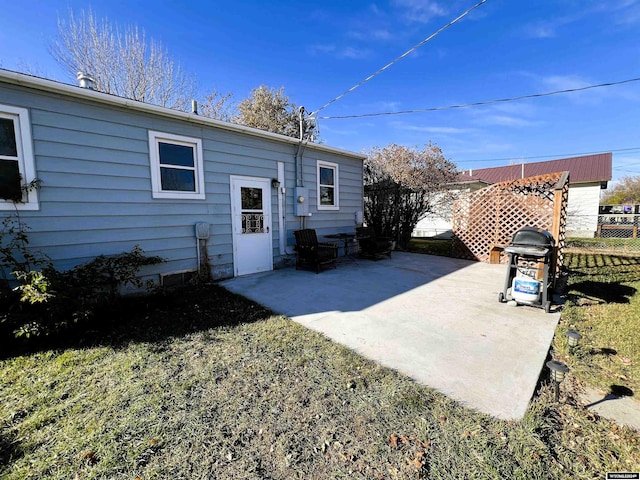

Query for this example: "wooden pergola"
[452,171,569,271]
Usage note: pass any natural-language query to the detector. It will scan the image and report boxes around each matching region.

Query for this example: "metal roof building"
[458,153,612,186]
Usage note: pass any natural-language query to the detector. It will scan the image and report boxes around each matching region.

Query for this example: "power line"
[456,147,640,164]
[613,160,640,168]
[317,77,640,119]
[310,0,488,117]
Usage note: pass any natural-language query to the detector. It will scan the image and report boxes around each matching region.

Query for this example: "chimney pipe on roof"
[77,72,95,90]
[469,168,473,176]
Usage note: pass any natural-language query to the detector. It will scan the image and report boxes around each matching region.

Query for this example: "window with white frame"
[149,131,205,199]
[317,161,339,210]
[0,105,38,210]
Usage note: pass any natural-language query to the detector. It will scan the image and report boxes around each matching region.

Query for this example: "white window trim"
[0,105,38,211]
[317,160,339,211]
[149,131,205,200]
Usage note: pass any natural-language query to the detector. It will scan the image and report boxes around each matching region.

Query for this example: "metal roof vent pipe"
[77,72,95,90]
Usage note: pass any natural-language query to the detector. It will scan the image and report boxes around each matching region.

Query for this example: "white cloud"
[464,99,542,128]
[542,74,640,103]
[348,28,394,41]
[541,75,591,91]
[308,44,336,56]
[522,16,575,39]
[337,46,372,59]
[488,102,539,117]
[369,3,384,16]
[442,135,520,165]
[522,1,640,39]
[319,124,361,136]
[524,25,556,39]
[538,74,617,105]
[448,142,515,158]
[478,115,541,128]
[594,0,640,26]
[392,0,447,24]
[372,29,394,40]
[359,100,403,111]
[400,125,474,134]
[307,44,371,59]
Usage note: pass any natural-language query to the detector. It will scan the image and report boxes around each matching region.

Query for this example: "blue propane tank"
[512,277,541,303]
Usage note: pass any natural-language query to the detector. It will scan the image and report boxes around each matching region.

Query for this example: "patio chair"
[294,229,339,273]
[356,227,393,260]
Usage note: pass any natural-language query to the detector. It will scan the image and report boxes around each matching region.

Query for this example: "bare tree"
[364,143,458,249]
[14,60,50,79]
[198,88,237,122]
[601,176,640,205]
[235,85,317,140]
[50,8,196,111]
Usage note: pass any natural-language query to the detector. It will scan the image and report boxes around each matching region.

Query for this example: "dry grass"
[1,284,639,479]
[407,238,453,257]
[565,237,640,253]
[555,252,640,394]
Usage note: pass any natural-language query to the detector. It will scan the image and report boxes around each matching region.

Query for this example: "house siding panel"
[0,79,364,281]
[302,150,364,240]
[566,183,601,238]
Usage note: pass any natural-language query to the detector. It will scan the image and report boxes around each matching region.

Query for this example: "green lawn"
[408,238,454,257]
[2,283,639,479]
[566,236,640,253]
[554,251,640,395]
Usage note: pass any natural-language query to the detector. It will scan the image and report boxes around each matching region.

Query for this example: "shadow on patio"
[222,252,561,420]
[223,252,472,318]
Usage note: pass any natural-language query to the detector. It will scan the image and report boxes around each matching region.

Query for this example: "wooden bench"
[489,244,505,264]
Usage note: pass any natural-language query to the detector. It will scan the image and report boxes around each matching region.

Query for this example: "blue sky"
[1,0,639,182]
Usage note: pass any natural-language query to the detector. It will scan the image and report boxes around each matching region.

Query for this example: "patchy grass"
[555,252,640,394]
[1,284,639,479]
[566,237,640,253]
[408,238,454,257]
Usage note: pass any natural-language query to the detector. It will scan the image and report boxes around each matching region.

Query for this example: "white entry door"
[230,176,273,276]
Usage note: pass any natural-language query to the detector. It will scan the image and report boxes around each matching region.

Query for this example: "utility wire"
[317,77,640,119]
[310,0,488,117]
[457,147,640,164]
[613,160,640,168]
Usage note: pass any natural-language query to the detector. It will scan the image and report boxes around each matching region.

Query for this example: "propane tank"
[512,277,541,303]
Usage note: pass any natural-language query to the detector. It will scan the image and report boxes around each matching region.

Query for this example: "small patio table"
[325,233,356,257]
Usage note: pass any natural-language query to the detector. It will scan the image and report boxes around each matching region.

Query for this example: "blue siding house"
[0,69,365,282]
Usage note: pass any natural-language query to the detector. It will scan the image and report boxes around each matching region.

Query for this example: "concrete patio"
[222,252,561,420]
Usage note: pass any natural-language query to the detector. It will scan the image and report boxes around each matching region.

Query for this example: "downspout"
[282,190,294,255]
[277,161,293,256]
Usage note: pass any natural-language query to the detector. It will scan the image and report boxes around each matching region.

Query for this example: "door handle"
[266,226,269,233]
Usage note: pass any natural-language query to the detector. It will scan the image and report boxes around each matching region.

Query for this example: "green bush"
[0,216,50,285]
[1,215,163,339]
[44,245,164,307]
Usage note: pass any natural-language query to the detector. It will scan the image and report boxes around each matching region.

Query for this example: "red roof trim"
[459,153,612,184]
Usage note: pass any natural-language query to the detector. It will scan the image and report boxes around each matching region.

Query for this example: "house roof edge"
[0,69,366,161]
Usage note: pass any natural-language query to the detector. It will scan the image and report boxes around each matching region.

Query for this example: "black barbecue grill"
[498,227,556,313]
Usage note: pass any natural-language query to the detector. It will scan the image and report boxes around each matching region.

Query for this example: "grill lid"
[504,245,549,256]
[510,227,555,247]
